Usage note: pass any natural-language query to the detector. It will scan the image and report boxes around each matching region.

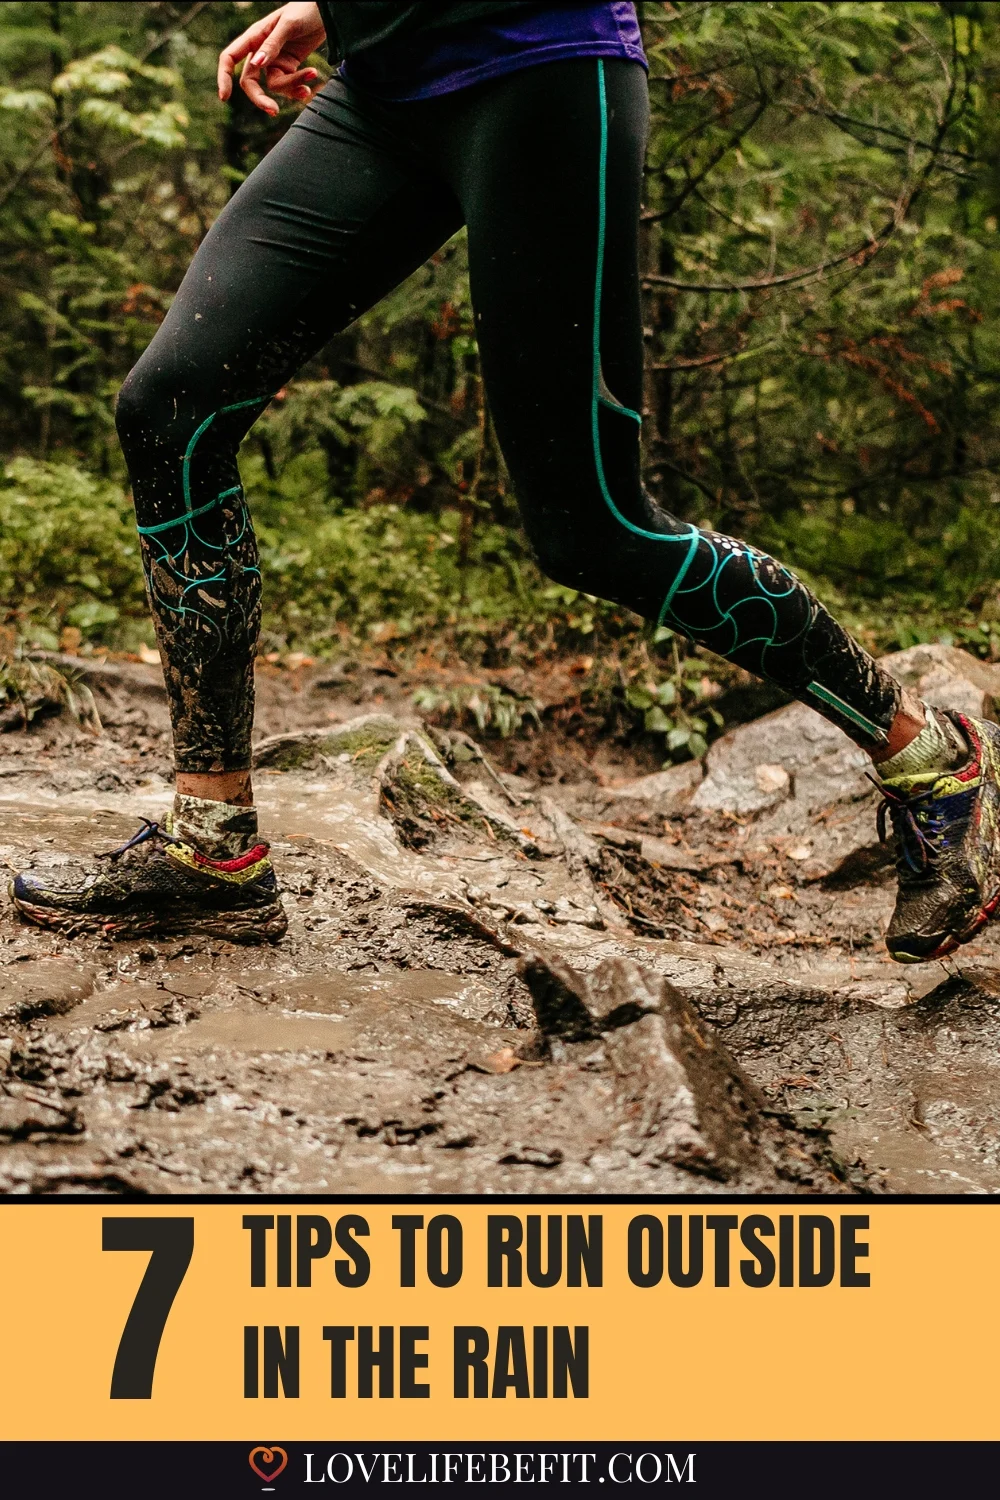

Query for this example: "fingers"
[265,64,319,100]
[242,52,320,112]
[238,55,279,115]
[217,10,282,101]
[218,6,322,114]
[240,13,304,115]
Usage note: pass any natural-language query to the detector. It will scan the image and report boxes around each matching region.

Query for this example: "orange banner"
[0,1202,992,1441]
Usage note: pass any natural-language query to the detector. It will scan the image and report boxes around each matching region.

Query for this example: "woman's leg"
[11,83,463,941]
[116,81,462,792]
[444,59,912,750]
[442,58,995,962]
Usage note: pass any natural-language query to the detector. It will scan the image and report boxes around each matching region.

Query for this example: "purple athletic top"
[339,3,647,101]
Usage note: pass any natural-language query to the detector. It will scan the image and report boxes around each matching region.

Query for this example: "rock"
[691,701,868,818]
[253,713,404,771]
[755,763,791,799]
[518,954,596,1042]
[0,1089,81,1137]
[880,643,1000,721]
[687,643,1000,881]
[13,669,1000,1196]
[518,952,844,1185]
[605,761,704,813]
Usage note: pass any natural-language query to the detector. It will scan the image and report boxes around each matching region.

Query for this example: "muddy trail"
[4,641,1000,1197]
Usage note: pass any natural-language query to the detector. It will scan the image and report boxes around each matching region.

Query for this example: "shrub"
[0,458,145,639]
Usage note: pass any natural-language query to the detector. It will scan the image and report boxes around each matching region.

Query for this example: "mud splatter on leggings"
[116,59,901,774]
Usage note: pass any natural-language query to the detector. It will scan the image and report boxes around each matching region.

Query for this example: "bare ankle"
[870,692,926,766]
[175,770,254,806]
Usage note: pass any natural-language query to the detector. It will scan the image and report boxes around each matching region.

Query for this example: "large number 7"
[102,1218,195,1399]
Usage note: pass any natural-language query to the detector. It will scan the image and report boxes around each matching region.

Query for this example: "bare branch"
[641,235,881,293]
[643,95,769,223]
[648,457,720,506]
[641,73,964,300]
[651,339,776,371]
[799,103,978,162]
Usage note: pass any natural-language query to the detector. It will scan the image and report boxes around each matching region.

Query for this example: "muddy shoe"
[9,817,287,944]
[878,713,1000,963]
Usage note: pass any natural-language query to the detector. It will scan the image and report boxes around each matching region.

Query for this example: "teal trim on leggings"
[590,61,700,623]
[137,394,268,538]
[136,393,268,633]
[806,681,886,740]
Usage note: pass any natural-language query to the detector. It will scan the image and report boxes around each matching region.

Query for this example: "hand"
[217,2,327,117]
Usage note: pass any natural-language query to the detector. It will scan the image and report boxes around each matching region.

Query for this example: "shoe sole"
[10,891,288,946]
[888,883,1000,964]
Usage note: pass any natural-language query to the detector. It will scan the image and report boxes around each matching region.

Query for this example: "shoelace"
[97,818,182,862]
[868,773,948,874]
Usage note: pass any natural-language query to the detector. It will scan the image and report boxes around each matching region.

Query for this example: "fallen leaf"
[482,1047,521,1074]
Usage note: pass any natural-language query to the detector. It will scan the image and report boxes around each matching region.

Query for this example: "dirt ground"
[4,641,1000,1196]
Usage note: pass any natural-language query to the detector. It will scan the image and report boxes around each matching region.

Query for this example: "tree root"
[374,730,539,855]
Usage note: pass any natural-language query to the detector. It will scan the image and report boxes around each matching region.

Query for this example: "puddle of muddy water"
[0,803,144,857]
[128,1008,357,1056]
[270,970,501,1022]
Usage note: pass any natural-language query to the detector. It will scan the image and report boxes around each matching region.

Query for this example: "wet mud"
[4,643,1000,1195]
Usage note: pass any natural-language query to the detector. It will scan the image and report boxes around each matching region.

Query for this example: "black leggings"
[116,59,901,774]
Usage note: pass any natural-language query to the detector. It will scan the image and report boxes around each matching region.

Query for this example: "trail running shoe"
[9,817,287,944]
[877,712,1000,962]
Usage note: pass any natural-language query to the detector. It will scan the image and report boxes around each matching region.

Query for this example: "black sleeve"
[315,2,339,60]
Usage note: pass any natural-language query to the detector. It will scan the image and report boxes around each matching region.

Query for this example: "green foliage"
[4,0,1000,754]
[639,0,998,572]
[261,380,427,460]
[52,43,180,94]
[0,2,230,467]
[251,481,563,648]
[0,653,101,730]
[0,458,145,638]
[253,380,430,502]
[412,682,543,739]
[610,628,724,761]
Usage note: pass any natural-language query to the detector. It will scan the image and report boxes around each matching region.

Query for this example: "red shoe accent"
[925,883,1000,960]
[191,842,270,872]
[952,714,983,783]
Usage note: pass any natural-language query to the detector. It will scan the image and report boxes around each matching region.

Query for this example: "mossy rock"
[253,715,403,772]
[381,746,515,851]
